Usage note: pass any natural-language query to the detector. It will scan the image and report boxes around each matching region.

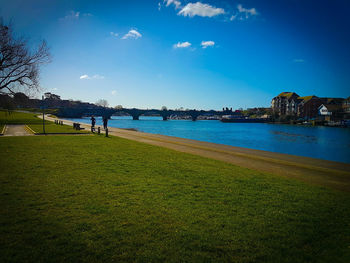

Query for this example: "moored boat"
[220,115,269,123]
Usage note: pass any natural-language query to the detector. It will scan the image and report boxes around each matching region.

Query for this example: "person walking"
[103,116,108,130]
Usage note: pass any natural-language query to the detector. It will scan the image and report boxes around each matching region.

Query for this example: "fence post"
[105,128,108,137]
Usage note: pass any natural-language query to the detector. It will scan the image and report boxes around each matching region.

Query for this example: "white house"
[318,104,331,116]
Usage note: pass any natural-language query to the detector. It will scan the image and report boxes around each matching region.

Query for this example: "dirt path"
[44,116,350,192]
[3,125,33,136]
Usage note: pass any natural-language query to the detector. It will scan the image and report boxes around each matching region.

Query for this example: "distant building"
[44,92,61,100]
[271,91,349,120]
[271,92,300,115]
[343,97,350,120]
[318,104,344,121]
[297,96,322,119]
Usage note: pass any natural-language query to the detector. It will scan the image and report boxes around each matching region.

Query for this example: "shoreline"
[45,115,350,192]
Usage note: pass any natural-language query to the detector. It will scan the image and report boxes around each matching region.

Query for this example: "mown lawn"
[0,135,349,262]
[28,124,88,134]
[0,110,50,125]
[0,110,87,134]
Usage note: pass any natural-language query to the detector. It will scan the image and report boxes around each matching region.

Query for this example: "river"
[69,116,350,164]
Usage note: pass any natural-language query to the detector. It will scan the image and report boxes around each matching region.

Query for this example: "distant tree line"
[0,92,111,112]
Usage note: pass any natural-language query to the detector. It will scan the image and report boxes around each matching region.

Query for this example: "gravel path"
[3,125,33,136]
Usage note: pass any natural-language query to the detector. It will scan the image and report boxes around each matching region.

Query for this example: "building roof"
[297,95,317,103]
[320,104,343,112]
[277,92,299,99]
[322,98,345,104]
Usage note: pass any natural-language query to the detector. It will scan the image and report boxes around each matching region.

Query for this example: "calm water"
[69,116,350,164]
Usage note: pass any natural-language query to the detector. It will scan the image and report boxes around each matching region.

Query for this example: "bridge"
[57,107,234,121]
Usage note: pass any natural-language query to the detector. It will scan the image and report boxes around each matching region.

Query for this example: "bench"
[73,123,85,130]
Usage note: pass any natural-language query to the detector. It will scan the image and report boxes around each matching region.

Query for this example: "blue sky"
[1,0,349,109]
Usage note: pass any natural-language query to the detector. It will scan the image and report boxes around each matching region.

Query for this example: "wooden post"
[42,96,45,134]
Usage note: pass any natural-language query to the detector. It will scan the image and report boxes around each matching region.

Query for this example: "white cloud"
[80,74,105,80]
[236,4,258,20]
[230,15,237,21]
[80,74,89,79]
[201,40,215,48]
[293,59,305,63]
[178,2,225,18]
[52,88,58,91]
[122,29,142,40]
[61,10,80,20]
[110,32,119,38]
[60,10,93,21]
[164,0,181,9]
[158,2,162,11]
[173,41,192,48]
[93,74,105,79]
[111,90,117,95]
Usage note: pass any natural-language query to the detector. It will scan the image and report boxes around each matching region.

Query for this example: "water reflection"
[270,130,318,143]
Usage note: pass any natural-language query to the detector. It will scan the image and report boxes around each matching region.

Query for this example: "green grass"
[28,124,88,134]
[0,110,87,134]
[0,110,50,125]
[0,135,349,262]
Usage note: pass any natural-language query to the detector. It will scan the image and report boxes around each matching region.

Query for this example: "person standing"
[90,116,96,132]
[91,116,96,127]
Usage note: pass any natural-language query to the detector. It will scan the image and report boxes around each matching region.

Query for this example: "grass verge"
[0,135,349,262]
[0,110,87,134]
[0,110,50,125]
[27,123,88,134]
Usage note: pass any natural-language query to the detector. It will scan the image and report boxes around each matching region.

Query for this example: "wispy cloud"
[61,10,80,20]
[293,59,305,63]
[60,10,93,21]
[201,40,215,48]
[230,15,237,21]
[231,4,258,21]
[122,29,142,40]
[237,4,257,16]
[164,0,181,9]
[173,41,192,48]
[111,90,117,95]
[178,2,225,18]
[110,32,119,38]
[80,74,105,80]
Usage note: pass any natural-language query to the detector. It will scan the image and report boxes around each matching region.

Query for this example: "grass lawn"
[0,110,87,134]
[0,110,50,125]
[0,135,349,262]
[28,124,88,134]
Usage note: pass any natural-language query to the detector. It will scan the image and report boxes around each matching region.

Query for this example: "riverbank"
[46,116,350,192]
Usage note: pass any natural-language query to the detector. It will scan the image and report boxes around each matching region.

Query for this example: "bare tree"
[0,19,51,94]
[96,99,109,108]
